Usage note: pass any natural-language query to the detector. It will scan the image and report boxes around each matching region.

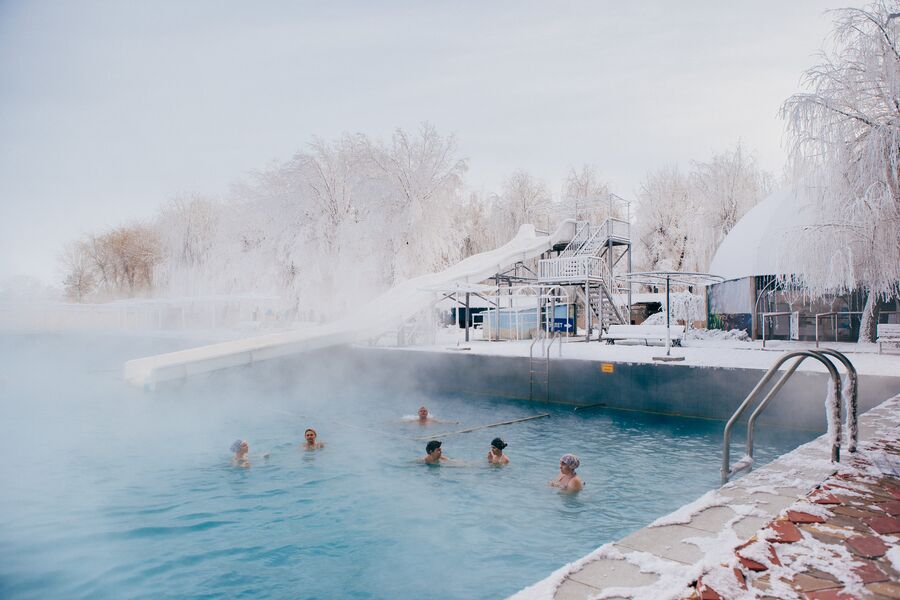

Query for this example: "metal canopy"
[620,271,723,359]
[620,271,723,287]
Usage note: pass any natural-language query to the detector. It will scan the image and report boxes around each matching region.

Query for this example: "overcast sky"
[0,0,850,285]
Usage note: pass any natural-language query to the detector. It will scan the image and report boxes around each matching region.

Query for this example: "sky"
[0,0,852,285]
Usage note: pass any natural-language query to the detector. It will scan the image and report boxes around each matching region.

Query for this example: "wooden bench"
[877,323,900,354]
[603,324,686,346]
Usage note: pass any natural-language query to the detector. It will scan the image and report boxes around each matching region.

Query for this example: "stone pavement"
[685,436,900,600]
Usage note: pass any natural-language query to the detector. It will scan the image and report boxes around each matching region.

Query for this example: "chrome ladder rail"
[721,349,857,484]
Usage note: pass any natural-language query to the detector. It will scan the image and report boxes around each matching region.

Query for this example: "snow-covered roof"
[709,186,819,281]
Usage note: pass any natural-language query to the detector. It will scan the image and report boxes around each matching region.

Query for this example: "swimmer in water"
[413,406,457,425]
[487,437,510,465]
[302,428,324,450]
[549,453,583,492]
[230,439,250,468]
[422,440,448,464]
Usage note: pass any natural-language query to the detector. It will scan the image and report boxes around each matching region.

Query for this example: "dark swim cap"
[425,440,442,454]
[491,438,507,450]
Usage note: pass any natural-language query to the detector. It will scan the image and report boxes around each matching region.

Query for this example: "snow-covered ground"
[395,327,900,378]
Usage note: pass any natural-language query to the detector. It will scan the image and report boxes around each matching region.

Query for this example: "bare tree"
[61,242,96,302]
[781,1,900,341]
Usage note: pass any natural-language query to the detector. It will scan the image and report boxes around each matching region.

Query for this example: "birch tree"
[781,1,900,341]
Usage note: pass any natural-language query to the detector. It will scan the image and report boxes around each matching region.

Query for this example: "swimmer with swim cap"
[230,439,250,468]
[549,453,583,492]
[303,428,324,450]
[487,438,510,465]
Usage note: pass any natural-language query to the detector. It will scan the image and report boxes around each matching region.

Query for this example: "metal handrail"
[745,349,857,456]
[721,350,851,484]
[760,311,793,348]
[815,311,862,347]
[811,348,858,453]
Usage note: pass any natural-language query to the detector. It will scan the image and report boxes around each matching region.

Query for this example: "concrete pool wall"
[239,346,900,432]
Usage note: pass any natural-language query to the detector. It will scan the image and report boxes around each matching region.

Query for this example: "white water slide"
[124,221,576,387]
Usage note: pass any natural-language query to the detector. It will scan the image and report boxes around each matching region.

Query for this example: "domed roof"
[709,186,818,281]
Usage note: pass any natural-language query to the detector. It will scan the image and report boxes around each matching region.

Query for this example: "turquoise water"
[0,334,816,599]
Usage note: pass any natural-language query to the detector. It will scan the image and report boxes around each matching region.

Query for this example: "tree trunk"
[858,291,878,343]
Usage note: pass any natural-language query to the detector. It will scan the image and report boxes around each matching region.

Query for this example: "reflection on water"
[0,334,817,600]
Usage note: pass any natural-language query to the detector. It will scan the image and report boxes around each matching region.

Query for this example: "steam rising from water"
[0,333,817,599]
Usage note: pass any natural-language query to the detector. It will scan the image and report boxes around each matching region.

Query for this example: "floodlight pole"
[465,292,471,342]
[665,274,671,356]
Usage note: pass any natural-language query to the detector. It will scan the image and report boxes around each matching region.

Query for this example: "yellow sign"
[600,363,614,373]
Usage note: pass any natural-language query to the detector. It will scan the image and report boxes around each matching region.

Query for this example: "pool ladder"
[529,331,561,402]
[721,348,858,484]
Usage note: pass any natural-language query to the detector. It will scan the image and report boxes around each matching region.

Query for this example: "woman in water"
[302,428,324,450]
[486,437,509,465]
[230,439,250,468]
[549,453,583,492]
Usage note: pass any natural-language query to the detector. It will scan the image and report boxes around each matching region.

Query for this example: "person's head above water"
[490,438,507,451]
[305,428,317,442]
[559,453,580,471]
[417,406,429,420]
[230,439,248,455]
[425,440,442,454]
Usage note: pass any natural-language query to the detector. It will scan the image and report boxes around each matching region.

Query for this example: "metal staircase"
[539,216,632,337]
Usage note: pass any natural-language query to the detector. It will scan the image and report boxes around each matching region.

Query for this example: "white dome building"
[706,187,868,341]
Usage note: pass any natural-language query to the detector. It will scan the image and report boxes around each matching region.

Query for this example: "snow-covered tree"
[365,123,468,283]
[489,170,552,244]
[634,144,772,274]
[780,1,900,341]
[690,143,774,269]
[634,165,698,272]
[560,164,613,221]
[154,195,221,296]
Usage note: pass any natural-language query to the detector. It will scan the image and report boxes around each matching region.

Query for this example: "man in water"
[422,440,447,464]
[415,406,457,425]
[302,428,324,450]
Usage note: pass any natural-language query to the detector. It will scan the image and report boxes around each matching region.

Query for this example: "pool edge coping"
[507,393,900,600]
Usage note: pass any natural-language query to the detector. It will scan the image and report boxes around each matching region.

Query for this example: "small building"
[707,187,897,341]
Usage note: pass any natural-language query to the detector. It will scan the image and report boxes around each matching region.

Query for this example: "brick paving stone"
[788,510,827,524]
[833,505,888,519]
[791,572,844,593]
[733,567,747,590]
[865,515,900,534]
[878,500,900,516]
[765,519,802,543]
[803,569,840,584]
[695,577,722,600]
[866,580,900,599]
[853,561,890,584]
[803,589,858,600]
[846,534,890,558]
[810,492,844,505]
[735,542,781,572]
[827,513,873,533]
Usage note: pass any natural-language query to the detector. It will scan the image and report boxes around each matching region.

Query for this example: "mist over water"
[0,334,817,599]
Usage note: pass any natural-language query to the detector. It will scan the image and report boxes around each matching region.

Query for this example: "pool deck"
[401,330,900,377]
[508,394,900,600]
